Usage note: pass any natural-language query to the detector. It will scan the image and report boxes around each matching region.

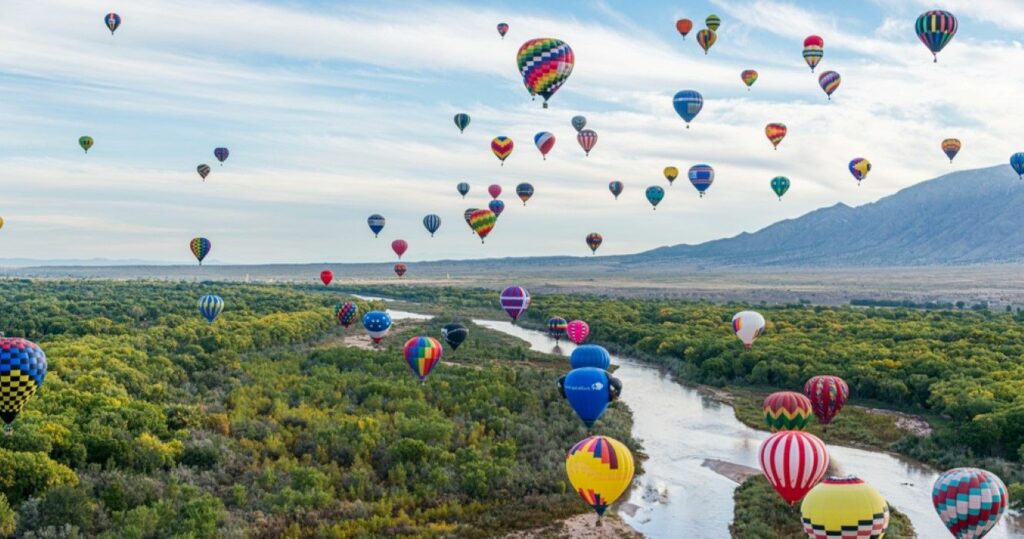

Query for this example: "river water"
[370,299,1019,538]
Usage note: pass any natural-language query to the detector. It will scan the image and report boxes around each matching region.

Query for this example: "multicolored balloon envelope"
[916,10,957,62]
[696,29,716,54]
[105,12,121,34]
[491,136,513,165]
[570,344,610,370]
[932,467,1008,539]
[367,214,386,237]
[759,430,829,504]
[803,35,824,72]
[741,69,758,90]
[941,139,961,163]
[548,317,568,341]
[337,301,358,328]
[362,310,392,343]
[801,477,889,538]
[732,310,765,348]
[818,71,841,100]
[688,165,715,197]
[198,294,223,324]
[516,183,534,205]
[577,129,598,156]
[393,263,407,278]
[559,367,620,427]
[517,38,574,108]
[765,123,787,150]
[497,22,509,38]
[469,209,496,242]
[534,132,555,159]
[0,338,47,434]
[441,323,468,351]
[705,14,721,31]
[672,90,703,127]
[567,319,590,344]
[190,237,211,265]
[763,391,813,432]
[803,375,849,425]
[849,158,871,184]
[586,233,602,254]
[403,336,442,382]
[500,286,530,322]
[565,436,635,518]
[320,270,333,286]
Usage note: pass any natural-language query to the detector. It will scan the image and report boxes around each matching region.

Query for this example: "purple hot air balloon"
[489,199,505,218]
[499,286,530,323]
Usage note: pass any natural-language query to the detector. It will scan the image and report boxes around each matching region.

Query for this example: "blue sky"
[1,0,1021,264]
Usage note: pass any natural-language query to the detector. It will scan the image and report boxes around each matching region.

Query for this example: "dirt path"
[502,513,642,539]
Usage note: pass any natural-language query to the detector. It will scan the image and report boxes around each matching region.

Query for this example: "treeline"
[850,298,957,310]
[0,280,636,537]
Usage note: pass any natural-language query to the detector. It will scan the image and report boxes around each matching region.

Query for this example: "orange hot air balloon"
[675,19,693,39]
[765,123,787,150]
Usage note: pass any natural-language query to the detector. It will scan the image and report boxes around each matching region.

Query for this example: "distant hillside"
[631,165,1024,266]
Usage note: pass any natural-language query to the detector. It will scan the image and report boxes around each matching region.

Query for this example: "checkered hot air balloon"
[403,336,442,383]
[499,286,530,323]
[190,237,211,265]
[517,38,574,108]
[0,338,47,435]
[759,431,829,505]
[198,294,223,324]
[336,301,358,328]
[801,476,889,538]
[763,391,813,432]
[565,436,635,519]
[933,467,1008,539]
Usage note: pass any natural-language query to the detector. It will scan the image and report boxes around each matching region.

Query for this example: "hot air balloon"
[497,22,509,38]
[0,217,4,231]
[705,14,721,31]
[818,71,840,100]
[441,323,468,351]
[105,13,121,34]
[763,391,813,432]
[367,214,385,237]
[672,90,703,128]
[801,477,889,537]
[577,129,598,156]
[664,166,679,185]
[404,336,442,382]
[645,186,665,209]
[488,199,505,218]
[559,368,620,427]
[516,183,534,205]
[696,29,717,54]
[393,263,407,278]
[197,164,211,181]
[320,270,333,286]
[0,338,47,435]
[547,317,568,341]
[916,10,958,63]
[933,468,1008,539]
[423,214,441,236]
[457,182,470,198]
[500,286,530,323]
[565,436,635,520]
[732,310,765,348]
[488,184,502,199]
[198,294,223,324]
[688,164,714,197]
[190,237,211,265]
[337,302,358,328]
[517,38,574,108]
[391,239,408,259]
[771,176,790,201]
[79,136,93,153]
[759,431,829,505]
[941,139,961,163]
[491,136,513,165]
[1011,153,1024,179]
[676,19,693,39]
[464,208,477,229]
[849,158,871,185]
[567,320,590,345]
[803,35,824,72]
[609,181,624,199]
[586,233,602,254]
[570,345,610,370]
[804,375,849,426]
[214,147,229,165]
[741,69,758,90]
[572,115,587,132]
[534,132,555,160]
[469,209,495,242]
[765,123,787,150]
[362,311,392,344]
[454,113,470,133]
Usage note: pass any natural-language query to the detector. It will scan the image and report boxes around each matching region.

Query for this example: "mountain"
[629,165,1024,267]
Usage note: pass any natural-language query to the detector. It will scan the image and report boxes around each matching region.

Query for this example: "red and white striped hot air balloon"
[758,431,829,505]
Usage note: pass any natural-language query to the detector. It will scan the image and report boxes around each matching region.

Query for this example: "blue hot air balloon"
[367,214,385,237]
[1011,153,1024,179]
[489,199,505,218]
[457,182,470,198]
[570,345,611,370]
[198,294,224,324]
[362,311,393,344]
[214,147,229,165]
[559,367,621,427]
[672,90,703,128]
[453,113,470,133]
[645,186,665,210]
[572,115,587,132]
[104,13,121,34]
[423,214,441,236]
[688,164,715,197]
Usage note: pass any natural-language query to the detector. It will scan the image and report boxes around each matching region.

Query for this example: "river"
[369,298,1020,538]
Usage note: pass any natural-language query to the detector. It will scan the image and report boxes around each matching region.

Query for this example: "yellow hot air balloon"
[565,435,635,520]
[0,216,4,230]
[663,166,679,185]
[800,476,889,538]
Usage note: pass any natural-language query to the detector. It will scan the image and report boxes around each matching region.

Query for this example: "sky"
[1,0,1023,264]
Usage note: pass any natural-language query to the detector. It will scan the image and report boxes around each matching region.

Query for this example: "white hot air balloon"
[732,311,766,349]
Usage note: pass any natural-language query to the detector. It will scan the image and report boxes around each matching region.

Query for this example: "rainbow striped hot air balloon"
[0,338,47,435]
[517,38,574,108]
[933,468,1008,539]
[469,209,496,243]
[803,35,824,72]
[696,29,717,54]
[547,317,568,341]
[818,71,841,100]
[565,436,635,519]
[763,391,813,432]
[741,69,758,90]
[916,10,957,63]
[941,138,961,164]
[765,123,787,150]
[403,336,442,383]
[491,136,514,165]
[500,286,530,323]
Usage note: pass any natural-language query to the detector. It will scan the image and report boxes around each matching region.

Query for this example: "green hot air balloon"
[79,136,94,153]
[771,176,790,201]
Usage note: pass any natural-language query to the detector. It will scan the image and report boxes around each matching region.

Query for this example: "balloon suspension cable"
[3,425,11,436]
